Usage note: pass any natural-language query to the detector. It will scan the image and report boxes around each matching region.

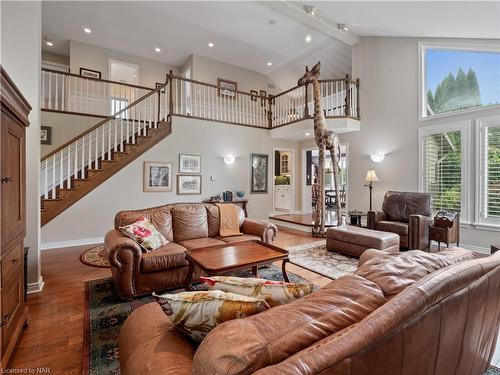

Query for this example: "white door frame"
[301,143,349,214]
[108,58,139,85]
[272,147,296,215]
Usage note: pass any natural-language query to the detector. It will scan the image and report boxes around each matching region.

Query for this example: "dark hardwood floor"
[7,229,329,373]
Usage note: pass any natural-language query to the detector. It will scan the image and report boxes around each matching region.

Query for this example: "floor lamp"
[365,169,379,211]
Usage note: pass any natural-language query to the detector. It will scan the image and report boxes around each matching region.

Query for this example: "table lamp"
[365,169,379,211]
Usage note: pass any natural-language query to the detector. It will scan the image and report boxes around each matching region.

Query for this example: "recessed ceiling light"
[155,47,161,53]
[83,27,92,34]
[46,41,54,47]
[208,42,214,48]
[267,62,273,66]
[305,132,311,136]
[337,24,349,32]
[305,35,312,43]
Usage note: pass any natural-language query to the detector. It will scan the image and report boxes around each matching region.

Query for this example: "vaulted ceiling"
[42,1,500,89]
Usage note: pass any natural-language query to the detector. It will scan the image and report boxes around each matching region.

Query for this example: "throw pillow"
[200,276,318,307]
[153,290,270,342]
[119,215,168,251]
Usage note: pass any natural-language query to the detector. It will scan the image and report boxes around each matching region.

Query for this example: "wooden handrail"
[41,81,168,161]
[41,68,155,91]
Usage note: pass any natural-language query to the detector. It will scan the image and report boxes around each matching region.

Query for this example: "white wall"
[343,36,500,250]
[41,117,298,245]
[192,54,281,95]
[1,1,42,288]
[69,40,178,88]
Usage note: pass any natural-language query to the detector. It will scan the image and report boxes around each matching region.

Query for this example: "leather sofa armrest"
[409,214,433,250]
[104,229,143,299]
[367,210,386,229]
[241,219,278,243]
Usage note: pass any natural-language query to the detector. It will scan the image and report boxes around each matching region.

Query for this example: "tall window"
[420,123,468,216]
[420,43,500,119]
[478,117,500,225]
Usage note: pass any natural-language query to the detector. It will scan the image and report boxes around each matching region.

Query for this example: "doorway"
[301,144,348,213]
[273,148,295,214]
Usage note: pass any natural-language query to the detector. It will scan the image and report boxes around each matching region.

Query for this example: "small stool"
[326,225,400,258]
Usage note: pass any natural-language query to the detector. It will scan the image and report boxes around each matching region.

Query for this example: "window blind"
[423,131,462,213]
[480,124,500,221]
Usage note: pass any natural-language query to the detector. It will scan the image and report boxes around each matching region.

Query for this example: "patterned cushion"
[153,290,269,342]
[118,215,168,252]
[200,276,318,307]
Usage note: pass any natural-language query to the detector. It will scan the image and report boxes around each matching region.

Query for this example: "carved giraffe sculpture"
[298,62,342,237]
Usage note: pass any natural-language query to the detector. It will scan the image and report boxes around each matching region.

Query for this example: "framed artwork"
[79,67,101,79]
[156,82,166,93]
[259,90,267,107]
[217,78,237,99]
[177,174,202,195]
[250,153,268,193]
[143,161,172,192]
[40,126,52,145]
[250,90,258,101]
[179,154,201,174]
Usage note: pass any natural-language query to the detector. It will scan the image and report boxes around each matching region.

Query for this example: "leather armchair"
[104,203,278,300]
[367,191,432,249]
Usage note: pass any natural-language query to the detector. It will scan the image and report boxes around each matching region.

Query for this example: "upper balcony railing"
[41,69,359,129]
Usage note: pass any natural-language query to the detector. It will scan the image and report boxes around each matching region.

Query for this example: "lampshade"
[365,169,379,183]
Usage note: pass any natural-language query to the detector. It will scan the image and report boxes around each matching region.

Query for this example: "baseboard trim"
[41,237,104,250]
[27,277,45,294]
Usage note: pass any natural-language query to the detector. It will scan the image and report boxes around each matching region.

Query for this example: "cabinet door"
[1,113,25,247]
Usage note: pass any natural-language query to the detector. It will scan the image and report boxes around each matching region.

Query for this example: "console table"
[203,199,248,217]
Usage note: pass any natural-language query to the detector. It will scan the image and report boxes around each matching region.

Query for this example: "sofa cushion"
[153,290,270,343]
[382,191,431,222]
[171,205,208,242]
[355,248,477,298]
[192,274,386,375]
[150,209,174,242]
[141,243,188,273]
[326,225,399,249]
[206,205,220,237]
[177,237,226,250]
[216,234,260,243]
[376,220,409,236]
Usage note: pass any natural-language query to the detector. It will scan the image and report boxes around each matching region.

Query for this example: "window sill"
[472,222,500,232]
[419,103,500,122]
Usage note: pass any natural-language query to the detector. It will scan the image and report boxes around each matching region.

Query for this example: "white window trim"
[418,41,500,122]
[474,115,500,230]
[418,121,471,223]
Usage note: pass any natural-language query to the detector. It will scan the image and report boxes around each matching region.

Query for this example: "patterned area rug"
[287,240,358,279]
[80,245,110,268]
[83,265,309,375]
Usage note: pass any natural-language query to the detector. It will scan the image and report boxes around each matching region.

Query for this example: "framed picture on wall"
[179,154,201,174]
[250,153,268,193]
[177,175,202,195]
[79,67,101,79]
[40,126,52,145]
[143,161,172,192]
[250,90,258,101]
[217,78,237,99]
[259,90,267,107]
[156,82,166,93]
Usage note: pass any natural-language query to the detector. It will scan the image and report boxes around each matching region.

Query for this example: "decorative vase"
[236,190,245,198]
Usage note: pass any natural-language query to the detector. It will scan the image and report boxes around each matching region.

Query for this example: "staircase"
[40,81,171,225]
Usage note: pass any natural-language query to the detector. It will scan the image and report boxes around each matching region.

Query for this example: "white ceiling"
[42,1,500,88]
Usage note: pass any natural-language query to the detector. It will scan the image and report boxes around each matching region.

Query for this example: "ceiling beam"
[266,1,360,46]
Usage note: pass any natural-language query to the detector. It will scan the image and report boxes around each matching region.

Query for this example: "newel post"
[304,83,309,118]
[344,74,351,117]
[356,78,360,119]
[168,70,174,121]
[267,95,273,128]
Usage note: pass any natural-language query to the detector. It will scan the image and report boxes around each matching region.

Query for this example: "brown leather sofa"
[119,247,500,375]
[104,203,277,300]
[367,191,433,249]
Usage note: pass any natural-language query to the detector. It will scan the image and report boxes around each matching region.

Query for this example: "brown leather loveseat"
[119,248,500,375]
[367,191,433,249]
[104,203,277,300]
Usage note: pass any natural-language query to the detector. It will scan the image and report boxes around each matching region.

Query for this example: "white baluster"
[81,136,85,179]
[59,149,64,189]
[67,146,71,188]
[48,72,52,109]
[74,141,78,184]
[44,159,48,199]
[52,154,56,198]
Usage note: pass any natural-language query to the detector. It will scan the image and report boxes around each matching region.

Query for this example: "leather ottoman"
[326,225,399,257]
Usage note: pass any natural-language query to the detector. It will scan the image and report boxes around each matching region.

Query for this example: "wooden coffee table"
[184,240,290,290]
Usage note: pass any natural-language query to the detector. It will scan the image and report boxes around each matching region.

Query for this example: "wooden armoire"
[0,66,30,366]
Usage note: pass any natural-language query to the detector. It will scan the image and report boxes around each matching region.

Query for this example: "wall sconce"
[223,155,236,165]
[370,153,385,163]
